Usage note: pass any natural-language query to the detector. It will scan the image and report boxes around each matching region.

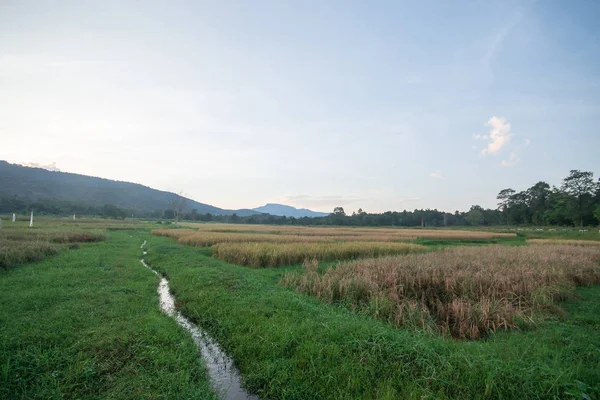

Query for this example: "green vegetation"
[2,218,600,399]
[3,162,598,230]
[0,223,105,269]
[497,170,600,227]
[144,235,600,399]
[0,228,217,399]
[0,160,256,217]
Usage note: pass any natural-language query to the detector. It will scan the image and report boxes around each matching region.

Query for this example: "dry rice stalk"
[528,239,600,247]
[212,242,427,268]
[280,245,600,339]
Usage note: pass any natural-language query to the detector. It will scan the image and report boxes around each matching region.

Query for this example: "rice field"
[281,245,600,339]
[158,230,418,246]
[4,218,600,398]
[213,241,427,268]
[152,224,520,268]
[0,228,106,269]
[178,223,516,240]
[528,238,600,247]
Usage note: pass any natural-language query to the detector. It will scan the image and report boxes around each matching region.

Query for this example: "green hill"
[0,161,258,217]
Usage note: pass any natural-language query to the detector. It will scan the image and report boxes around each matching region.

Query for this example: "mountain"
[0,160,259,216]
[252,203,329,218]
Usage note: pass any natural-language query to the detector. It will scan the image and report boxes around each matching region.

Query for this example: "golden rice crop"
[212,242,427,268]
[281,245,600,339]
[528,239,600,247]
[151,229,197,240]
[175,232,418,246]
[170,224,516,240]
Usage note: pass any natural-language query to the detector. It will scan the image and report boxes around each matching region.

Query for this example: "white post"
[29,209,33,228]
[12,213,16,223]
[73,214,76,220]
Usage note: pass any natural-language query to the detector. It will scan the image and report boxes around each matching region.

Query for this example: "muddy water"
[140,241,258,400]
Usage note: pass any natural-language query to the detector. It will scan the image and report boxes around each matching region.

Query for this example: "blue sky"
[1,0,598,213]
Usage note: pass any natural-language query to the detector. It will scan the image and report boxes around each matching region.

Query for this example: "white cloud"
[500,152,519,167]
[429,170,443,179]
[472,134,488,140]
[524,138,531,146]
[481,116,512,156]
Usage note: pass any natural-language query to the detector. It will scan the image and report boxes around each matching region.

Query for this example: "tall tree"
[561,170,596,227]
[170,192,188,223]
[333,207,346,216]
[526,181,551,225]
[465,205,485,226]
[496,188,515,224]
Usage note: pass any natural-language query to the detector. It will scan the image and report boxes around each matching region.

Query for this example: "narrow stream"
[140,240,258,400]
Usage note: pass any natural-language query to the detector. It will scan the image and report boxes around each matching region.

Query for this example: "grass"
[144,234,600,399]
[2,215,146,230]
[4,218,600,399]
[0,227,106,269]
[0,229,217,399]
[212,241,427,268]
[281,245,600,339]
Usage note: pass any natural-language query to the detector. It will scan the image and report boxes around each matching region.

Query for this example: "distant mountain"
[252,203,329,218]
[0,160,260,216]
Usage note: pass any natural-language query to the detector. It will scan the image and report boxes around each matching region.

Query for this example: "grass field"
[0,223,218,399]
[2,219,600,399]
[144,234,600,399]
[0,223,106,269]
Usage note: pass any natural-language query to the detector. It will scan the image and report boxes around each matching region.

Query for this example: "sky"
[1,0,598,213]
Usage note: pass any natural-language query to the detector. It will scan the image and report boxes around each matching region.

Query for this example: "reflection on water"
[141,241,258,400]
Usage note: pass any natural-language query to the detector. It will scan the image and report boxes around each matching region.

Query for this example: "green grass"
[0,230,217,399]
[144,235,600,399]
[414,235,526,248]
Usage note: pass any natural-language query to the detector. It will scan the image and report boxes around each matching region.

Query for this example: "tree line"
[2,170,598,227]
[180,170,599,227]
[496,170,599,227]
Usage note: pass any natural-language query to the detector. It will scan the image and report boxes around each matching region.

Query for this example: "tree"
[101,204,126,219]
[543,188,572,226]
[526,181,551,225]
[496,188,515,224]
[594,204,600,225]
[169,192,188,223]
[333,207,346,216]
[561,170,597,227]
[465,206,485,226]
[163,209,176,219]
